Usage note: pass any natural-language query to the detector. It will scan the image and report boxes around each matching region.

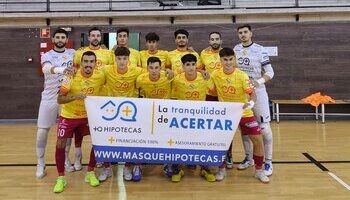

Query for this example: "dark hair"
[117,28,129,36]
[174,29,189,38]
[219,48,235,57]
[147,56,161,66]
[81,51,96,61]
[181,54,197,64]
[145,32,160,42]
[237,24,252,31]
[88,27,101,36]
[209,32,221,39]
[114,47,130,56]
[52,28,68,38]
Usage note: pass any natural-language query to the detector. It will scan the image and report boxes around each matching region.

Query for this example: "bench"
[271,99,350,123]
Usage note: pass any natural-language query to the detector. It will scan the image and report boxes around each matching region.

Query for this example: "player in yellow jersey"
[200,32,234,169]
[53,51,105,193]
[210,48,269,183]
[71,27,114,169]
[135,56,174,180]
[112,28,141,68]
[73,27,114,70]
[140,32,170,69]
[137,57,172,99]
[171,54,216,183]
[168,29,203,74]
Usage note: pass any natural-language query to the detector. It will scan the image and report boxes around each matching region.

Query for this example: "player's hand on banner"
[75,93,87,100]
[165,69,174,80]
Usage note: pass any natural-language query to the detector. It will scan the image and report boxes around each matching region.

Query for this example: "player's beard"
[91,39,100,47]
[178,44,186,48]
[84,66,93,74]
[210,43,220,50]
[54,42,65,49]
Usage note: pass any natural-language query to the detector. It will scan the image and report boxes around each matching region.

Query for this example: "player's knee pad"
[36,128,49,148]
[260,122,272,143]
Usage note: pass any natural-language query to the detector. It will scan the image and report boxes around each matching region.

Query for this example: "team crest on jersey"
[62,54,67,60]
[242,50,247,56]
[96,59,102,67]
[85,80,90,86]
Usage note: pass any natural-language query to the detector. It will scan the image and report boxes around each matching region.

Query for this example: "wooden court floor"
[0,120,349,200]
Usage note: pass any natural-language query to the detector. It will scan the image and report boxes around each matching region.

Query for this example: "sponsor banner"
[85,96,243,166]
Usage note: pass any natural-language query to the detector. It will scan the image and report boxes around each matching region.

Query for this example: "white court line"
[117,164,127,200]
[328,172,350,191]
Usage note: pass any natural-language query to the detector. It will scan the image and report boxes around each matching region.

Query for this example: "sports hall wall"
[1,22,349,119]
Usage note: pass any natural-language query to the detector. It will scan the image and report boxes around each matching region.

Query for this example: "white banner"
[85,96,243,166]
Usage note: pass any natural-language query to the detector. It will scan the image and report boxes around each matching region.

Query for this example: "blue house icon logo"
[100,100,137,122]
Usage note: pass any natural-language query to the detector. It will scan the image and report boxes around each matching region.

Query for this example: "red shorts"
[239,116,261,135]
[57,117,90,139]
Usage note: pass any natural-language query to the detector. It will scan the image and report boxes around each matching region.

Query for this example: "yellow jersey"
[112,46,141,68]
[59,69,105,119]
[211,68,254,117]
[73,46,114,69]
[168,49,203,74]
[103,64,145,97]
[136,71,172,99]
[172,72,214,101]
[140,50,170,69]
[200,48,222,74]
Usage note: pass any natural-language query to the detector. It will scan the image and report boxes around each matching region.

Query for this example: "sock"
[253,155,264,170]
[75,147,82,164]
[36,128,49,166]
[65,138,72,165]
[55,147,65,176]
[260,122,273,162]
[241,134,253,161]
[87,148,96,172]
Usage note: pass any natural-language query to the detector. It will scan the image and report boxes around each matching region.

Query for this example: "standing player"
[211,48,269,183]
[200,32,234,169]
[36,28,75,179]
[168,29,203,74]
[72,27,115,170]
[140,32,170,69]
[53,51,105,193]
[171,54,216,183]
[112,28,141,68]
[234,24,274,176]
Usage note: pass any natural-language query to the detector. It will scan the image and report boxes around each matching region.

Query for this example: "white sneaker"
[237,157,254,170]
[96,162,103,168]
[65,159,75,172]
[123,166,132,181]
[264,162,273,176]
[74,160,82,171]
[226,154,233,169]
[36,164,46,179]
[255,170,270,183]
[98,167,113,182]
[215,168,226,181]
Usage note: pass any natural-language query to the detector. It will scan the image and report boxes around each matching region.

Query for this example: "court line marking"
[117,164,127,200]
[302,153,329,171]
[328,172,350,191]
[303,152,350,191]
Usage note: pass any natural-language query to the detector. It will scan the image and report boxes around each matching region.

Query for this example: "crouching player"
[53,51,105,193]
[171,54,216,182]
[210,48,269,183]
[136,56,174,179]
